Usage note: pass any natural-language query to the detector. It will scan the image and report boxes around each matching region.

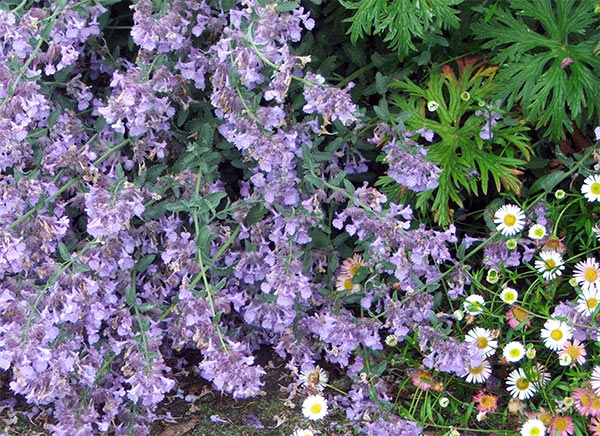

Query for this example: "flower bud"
[439,397,449,408]
[559,353,572,366]
[427,101,440,112]
[486,268,499,284]
[385,334,398,347]
[563,397,574,408]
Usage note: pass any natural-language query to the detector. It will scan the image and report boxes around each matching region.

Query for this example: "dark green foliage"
[338,0,463,58]
[474,0,600,140]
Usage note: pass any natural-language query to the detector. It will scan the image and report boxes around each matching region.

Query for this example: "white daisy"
[299,366,329,392]
[465,327,498,358]
[500,287,518,304]
[494,204,526,236]
[574,258,600,292]
[528,224,547,240]
[464,360,491,383]
[507,368,537,400]
[302,395,328,421]
[540,319,572,351]
[534,251,565,280]
[576,288,600,317]
[292,430,314,436]
[520,418,546,436]
[503,341,525,363]
[581,174,600,202]
[463,294,485,315]
[592,365,600,396]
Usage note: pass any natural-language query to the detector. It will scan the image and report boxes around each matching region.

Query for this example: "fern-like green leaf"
[387,60,531,226]
[474,0,600,140]
[339,0,463,58]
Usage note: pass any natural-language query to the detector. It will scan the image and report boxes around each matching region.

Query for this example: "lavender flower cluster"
[0,1,484,435]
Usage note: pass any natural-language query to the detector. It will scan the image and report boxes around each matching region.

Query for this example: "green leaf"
[138,302,157,312]
[351,266,370,284]
[305,174,325,188]
[370,360,387,376]
[343,179,356,196]
[245,205,267,226]
[58,243,70,262]
[375,72,388,94]
[134,255,156,273]
[275,1,300,12]
[529,171,566,194]
[125,286,136,307]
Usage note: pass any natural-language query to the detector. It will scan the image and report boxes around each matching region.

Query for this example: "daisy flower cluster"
[458,175,600,436]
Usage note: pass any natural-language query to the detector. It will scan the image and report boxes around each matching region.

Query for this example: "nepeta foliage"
[381,59,531,226]
[474,0,600,140]
[339,0,463,58]
[0,0,464,434]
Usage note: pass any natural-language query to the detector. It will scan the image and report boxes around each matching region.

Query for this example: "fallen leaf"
[158,417,198,436]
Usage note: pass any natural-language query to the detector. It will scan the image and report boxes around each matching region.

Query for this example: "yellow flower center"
[513,308,528,321]
[534,228,544,237]
[584,268,599,283]
[480,395,495,409]
[581,393,591,407]
[545,259,557,269]
[554,417,568,432]
[344,278,354,291]
[510,348,521,358]
[504,292,515,302]
[310,403,322,415]
[592,396,600,410]
[504,214,517,226]
[565,345,580,360]
[477,337,488,349]
[551,329,563,341]
[516,377,530,390]
[349,264,361,276]
[592,183,600,195]
[469,364,483,375]
[530,427,540,436]
[587,297,598,309]
[539,412,552,426]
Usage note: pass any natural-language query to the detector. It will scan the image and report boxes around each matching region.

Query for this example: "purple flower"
[302,72,357,126]
[371,123,441,192]
[84,184,145,240]
[475,108,501,140]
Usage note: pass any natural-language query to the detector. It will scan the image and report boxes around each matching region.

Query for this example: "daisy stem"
[323,383,349,396]
[408,387,422,417]
[552,197,581,236]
